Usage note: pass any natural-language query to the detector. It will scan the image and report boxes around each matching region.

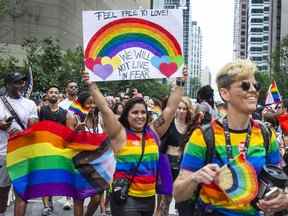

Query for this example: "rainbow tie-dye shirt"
[181,119,281,216]
[113,127,159,197]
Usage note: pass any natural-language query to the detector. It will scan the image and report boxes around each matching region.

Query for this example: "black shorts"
[110,195,155,216]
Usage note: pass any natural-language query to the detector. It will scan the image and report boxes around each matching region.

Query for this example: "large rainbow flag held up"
[265,80,282,106]
[7,120,115,201]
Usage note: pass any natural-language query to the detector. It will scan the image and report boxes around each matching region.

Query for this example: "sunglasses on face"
[240,81,261,92]
[69,85,78,89]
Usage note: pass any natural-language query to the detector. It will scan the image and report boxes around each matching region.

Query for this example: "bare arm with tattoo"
[151,83,184,138]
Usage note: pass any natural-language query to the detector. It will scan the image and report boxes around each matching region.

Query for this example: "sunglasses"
[69,85,78,89]
[240,81,261,92]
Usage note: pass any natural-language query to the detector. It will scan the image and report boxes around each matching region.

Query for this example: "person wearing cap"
[0,72,38,216]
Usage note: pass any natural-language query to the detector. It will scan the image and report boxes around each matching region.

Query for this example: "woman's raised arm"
[82,72,126,152]
[151,67,187,137]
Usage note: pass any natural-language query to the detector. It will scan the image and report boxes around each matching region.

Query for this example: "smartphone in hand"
[264,187,281,200]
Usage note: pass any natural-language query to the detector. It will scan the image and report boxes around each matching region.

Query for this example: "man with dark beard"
[39,86,70,125]
[59,81,78,110]
[38,86,73,216]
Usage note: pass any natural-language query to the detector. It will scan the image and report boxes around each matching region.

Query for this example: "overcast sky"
[191,0,234,81]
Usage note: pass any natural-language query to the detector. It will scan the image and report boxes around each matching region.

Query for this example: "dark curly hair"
[119,97,148,129]
[113,102,124,115]
[196,85,215,108]
[77,91,91,107]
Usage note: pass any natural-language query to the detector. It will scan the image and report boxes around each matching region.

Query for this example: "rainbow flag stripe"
[114,127,159,197]
[217,153,258,204]
[68,101,90,122]
[7,120,115,201]
[270,80,282,103]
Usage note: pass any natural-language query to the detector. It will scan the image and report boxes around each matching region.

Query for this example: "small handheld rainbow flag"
[68,100,90,122]
[216,153,258,204]
[265,80,282,106]
[7,120,115,201]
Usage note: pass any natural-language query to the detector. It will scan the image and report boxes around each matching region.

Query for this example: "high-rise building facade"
[271,0,288,50]
[233,0,249,59]
[247,0,271,72]
[152,0,194,96]
[233,0,271,71]
[187,21,202,97]
[234,0,288,72]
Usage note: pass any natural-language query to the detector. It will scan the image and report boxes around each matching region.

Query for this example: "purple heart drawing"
[92,64,113,80]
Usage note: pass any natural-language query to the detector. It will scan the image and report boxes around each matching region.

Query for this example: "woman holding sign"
[82,68,186,216]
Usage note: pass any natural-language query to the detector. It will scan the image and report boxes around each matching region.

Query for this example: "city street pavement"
[6,197,101,216]
[6,197,178,215]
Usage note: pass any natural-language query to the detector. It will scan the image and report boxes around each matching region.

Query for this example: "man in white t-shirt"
[0,72,38,216]
[59,81,78,110]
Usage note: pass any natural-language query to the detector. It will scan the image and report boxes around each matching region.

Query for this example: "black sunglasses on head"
[240,81,261,92]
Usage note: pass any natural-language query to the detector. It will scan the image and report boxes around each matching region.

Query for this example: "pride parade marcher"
[82,67,186,216]
[67,91,108,216]
[0,72,38,216]
[58,80,79,211]
[156,96,193,216]
[38,86,73,216]
[59,80,79,111]
[173,59,287,215]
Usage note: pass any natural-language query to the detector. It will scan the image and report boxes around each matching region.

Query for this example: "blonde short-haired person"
[174,60,288,215]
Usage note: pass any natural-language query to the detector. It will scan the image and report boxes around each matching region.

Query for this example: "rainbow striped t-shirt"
[113,127,159,197]
[181,120,281,216]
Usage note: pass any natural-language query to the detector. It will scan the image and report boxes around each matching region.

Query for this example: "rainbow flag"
[265,80,282,105]
[216,153,258,204]
[68,100,90,122]
[7,120,115,201]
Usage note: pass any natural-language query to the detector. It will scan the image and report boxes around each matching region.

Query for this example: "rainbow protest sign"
[82,9,184,81]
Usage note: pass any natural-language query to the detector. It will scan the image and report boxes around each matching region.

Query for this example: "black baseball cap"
[4,72,27,84]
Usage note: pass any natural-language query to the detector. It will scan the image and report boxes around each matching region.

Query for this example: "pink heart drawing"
[85,57,101,70]
[159,63,178,78]
[92,64,113,80]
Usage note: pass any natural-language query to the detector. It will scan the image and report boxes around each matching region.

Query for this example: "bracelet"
[176,79,185,87]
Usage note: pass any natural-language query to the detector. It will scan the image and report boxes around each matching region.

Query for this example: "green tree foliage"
[272,35,288,98]
[0,0,8,16]
[1,37,170,98]
[255,71,270,104]
[0,56,19,86]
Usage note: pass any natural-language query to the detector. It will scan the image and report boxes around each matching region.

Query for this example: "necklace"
[175,118,187,133]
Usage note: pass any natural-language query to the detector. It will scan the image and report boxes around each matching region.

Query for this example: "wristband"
[176,79,185,87]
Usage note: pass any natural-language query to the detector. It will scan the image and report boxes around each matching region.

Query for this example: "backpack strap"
[193,121,215,202]
[254,120,272,154]
[201,122,215,163]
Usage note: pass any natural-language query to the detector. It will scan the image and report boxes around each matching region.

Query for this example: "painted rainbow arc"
[85,17,182,60]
